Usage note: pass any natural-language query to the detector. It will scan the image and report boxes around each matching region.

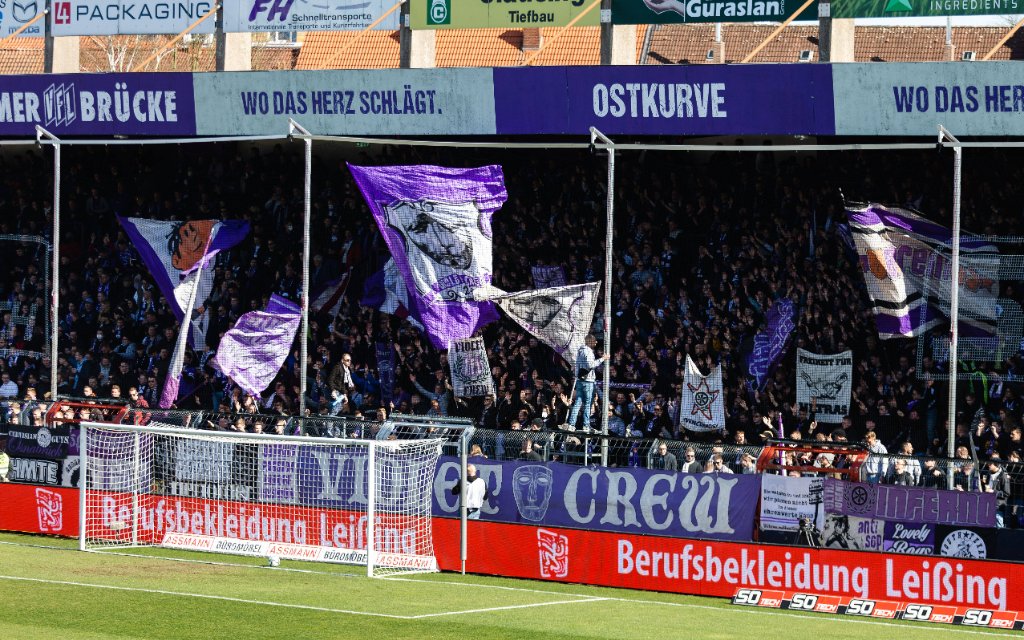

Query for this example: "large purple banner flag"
[348,164,504,349]
[213,294,301,398]
[847,204,999,340]
[747,298,795,390]
[822,478,997,528]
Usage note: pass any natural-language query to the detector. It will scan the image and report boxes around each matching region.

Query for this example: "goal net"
[79,422,444,577]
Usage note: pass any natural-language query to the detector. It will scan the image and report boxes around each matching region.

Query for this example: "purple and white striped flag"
[348,164,504,349]
[747,298,795,391]
[847,204,998,339]
[212,295,301,399]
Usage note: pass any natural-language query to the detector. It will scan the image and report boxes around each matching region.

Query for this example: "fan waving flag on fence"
[348,164,504,349]
[488,283,600,365]
[747,298,795,391]
[212,295,301,398]
[118,217,249,348]
[847,203,999,339]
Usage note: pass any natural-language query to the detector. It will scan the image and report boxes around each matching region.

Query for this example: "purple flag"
[361,258,424,331]
[747,298,795,391]
[348,164,504,349]
[847,204,999,340]
[118,217,249,347]
[212,295,301,398]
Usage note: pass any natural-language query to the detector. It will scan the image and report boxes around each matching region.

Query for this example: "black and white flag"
[450,337,494,398]
[681,355,725,433]
[796,349,853,423]
[489,283,600,365]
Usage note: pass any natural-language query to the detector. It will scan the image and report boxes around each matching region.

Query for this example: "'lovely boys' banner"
[822,478,997,528]
[493,65,836,136]
[434,458,760,542]
[611,0,817,23]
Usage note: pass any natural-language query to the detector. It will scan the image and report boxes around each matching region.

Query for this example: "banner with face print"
[491,283,599,365]
[681,355,725,432]
[796,349,853,423]
[450,337,494,398]
[348,164,504,349]
[118,216,249,347]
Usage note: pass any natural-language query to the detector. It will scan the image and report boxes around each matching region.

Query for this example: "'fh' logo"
[537,529,568,578]
[249,0,296,22]
[429,0,450,24]
[35,487,63,533]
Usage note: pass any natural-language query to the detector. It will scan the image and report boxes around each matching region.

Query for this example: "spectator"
[651,442,677,471]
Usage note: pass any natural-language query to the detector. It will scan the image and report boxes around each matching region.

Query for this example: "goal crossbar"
[77,420,447,578]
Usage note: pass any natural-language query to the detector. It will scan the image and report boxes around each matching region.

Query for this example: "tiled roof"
[0,38,43,74]
[643,24,1024,64]
[296,31,400,69]
[299,26,645,69]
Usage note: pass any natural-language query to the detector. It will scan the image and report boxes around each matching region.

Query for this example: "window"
[798,50,813,62]
[962,51,976,61]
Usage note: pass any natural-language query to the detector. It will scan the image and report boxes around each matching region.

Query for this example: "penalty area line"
[406,597,611,619]
[0,574,407,619]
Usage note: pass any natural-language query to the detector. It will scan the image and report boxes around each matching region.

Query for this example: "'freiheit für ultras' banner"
[410,0,599,29]
[796,349,853,423]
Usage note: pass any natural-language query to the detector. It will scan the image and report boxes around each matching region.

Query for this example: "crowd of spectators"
[0,142,1021,487]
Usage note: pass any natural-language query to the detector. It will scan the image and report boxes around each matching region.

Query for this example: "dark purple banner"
[434,458,760,542]
[0,73,196,135]
[823,478,997,528]
[493,65,835,136]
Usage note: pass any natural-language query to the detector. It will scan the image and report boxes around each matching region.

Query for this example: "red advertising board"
[3,484,1021,615]
[431,519,1024,613]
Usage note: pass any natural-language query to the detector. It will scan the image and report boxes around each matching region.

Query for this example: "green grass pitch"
[0,531,1012,639]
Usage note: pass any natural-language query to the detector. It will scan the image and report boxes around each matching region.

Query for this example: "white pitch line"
[0,574,407,619]
[406,597,610,619]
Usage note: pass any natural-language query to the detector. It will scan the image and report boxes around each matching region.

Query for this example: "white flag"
[491,283,600,365]
[796,349,853,424]
[450,337,494,398]
[680,355,725,433]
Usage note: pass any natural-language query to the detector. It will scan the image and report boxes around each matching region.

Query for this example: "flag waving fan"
[348,164,504,349]
[118,216,250,348]
[487,282,600,365]
[213,295,302,399]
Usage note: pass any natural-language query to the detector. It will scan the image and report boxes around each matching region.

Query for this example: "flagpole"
[591,127,615,467]
[940,125,961,487]
[36,126,61,401]
[291,120,313,419]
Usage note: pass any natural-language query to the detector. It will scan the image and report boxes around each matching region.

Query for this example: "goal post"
[78,421,446,578]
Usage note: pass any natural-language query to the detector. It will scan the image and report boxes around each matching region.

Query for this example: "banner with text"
[50,0,216,35]
[611,0,817,23]
[833,63,1024,137]
[0,73,195,136]
[796,349,853,423]
[832,0,1018,18]
[223,0,399,32]
[193,69,495,136]
[433,458,760,542]
[823,478,997,528]
[493,65,836,136]
[760,475,824,532]
[410,0,600,29]
[450,337,495,398]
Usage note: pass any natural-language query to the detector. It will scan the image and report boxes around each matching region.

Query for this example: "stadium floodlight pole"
[36,126,61,402]
[939,124,962,488]
[590,127,615,467]
[289,119,313,419]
